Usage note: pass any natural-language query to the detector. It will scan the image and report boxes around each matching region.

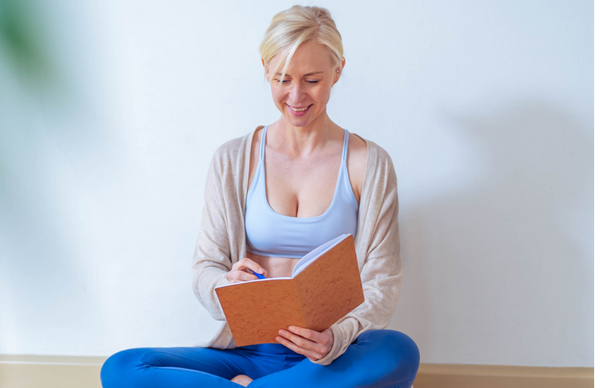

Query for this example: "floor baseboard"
[0,355,593,388]
[413,363,593,388]
[0,355,106,388]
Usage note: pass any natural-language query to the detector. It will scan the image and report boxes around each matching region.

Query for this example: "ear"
[336,57,346,77]
[262,58,270,81]
[333,58,346,85]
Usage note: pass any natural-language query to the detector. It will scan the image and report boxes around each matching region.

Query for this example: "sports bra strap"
[259,125,268,161]
[245,124,358,259]
[342,129,349,164]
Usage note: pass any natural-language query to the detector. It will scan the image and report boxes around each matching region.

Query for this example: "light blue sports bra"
[245,125,359,259]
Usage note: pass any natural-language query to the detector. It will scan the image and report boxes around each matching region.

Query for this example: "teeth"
[289,105,309,112]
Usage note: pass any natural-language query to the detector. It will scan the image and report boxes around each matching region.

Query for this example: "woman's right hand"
[226,258,268,284]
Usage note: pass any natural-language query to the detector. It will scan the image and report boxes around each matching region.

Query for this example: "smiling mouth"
[287,104,312,112]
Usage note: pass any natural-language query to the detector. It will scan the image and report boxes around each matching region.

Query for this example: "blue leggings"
[101,329,419,388]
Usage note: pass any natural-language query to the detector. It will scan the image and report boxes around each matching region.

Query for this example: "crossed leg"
[100,330,419,388]
[248,330,420,388]
[101,346,258,388]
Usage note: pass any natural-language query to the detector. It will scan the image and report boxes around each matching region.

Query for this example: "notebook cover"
[215,235,364,347]
[215,278,304,346]
[294,235,364,331]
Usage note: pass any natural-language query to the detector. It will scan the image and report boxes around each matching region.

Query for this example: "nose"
[289,81,305,103]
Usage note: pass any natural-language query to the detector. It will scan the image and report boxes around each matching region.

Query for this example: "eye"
[307,80,319,84]
[274,79,290,84]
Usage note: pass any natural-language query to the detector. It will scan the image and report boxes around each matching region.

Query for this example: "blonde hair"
[259,5,344,86]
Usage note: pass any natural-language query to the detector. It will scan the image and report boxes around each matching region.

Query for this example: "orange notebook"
[215,234,365,347]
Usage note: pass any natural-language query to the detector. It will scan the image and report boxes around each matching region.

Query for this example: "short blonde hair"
[259,5,344,85]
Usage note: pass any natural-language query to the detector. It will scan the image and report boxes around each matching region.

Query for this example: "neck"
[271,111,341,156]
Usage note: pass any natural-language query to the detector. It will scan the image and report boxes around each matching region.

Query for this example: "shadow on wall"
[395,101,592,365]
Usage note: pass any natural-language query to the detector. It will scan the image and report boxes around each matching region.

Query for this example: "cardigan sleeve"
[191,150,233,322]
[312,150,402,366]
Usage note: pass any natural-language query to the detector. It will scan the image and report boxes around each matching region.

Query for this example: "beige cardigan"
[191,126,402,366]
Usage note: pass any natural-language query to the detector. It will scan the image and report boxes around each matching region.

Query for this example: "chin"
[286,116,312,127]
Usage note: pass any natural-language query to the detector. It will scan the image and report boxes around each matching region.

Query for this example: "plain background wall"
[0,0,592,367]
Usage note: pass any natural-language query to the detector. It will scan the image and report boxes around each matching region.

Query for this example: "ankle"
[231,374,254,387]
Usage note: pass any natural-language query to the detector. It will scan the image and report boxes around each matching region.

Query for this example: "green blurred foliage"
[0,0,56,89]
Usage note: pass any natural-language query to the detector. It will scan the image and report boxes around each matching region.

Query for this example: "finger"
[232,260,250,272]
[276,335,322,361]
[278,328,319,350]
[232,260,251,271]
[240,258,267,276]
[288,326,319,342]
[288,326,329,353]
[241,268,263,279]
[285,327,329,355]
[235,270,259,282]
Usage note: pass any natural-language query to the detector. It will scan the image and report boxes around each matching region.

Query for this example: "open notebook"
[215,234,365,347]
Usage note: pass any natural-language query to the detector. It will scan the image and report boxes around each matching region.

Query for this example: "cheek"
[313,86,331,103]
[269,85,332,105]
[270,87,286,103]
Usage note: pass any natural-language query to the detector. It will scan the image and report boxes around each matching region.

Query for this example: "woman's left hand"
[276,326,334,362]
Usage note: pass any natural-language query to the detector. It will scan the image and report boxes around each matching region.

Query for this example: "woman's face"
[264,39,343,128]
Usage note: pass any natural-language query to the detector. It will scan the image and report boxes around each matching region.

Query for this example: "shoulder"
[347,132,368,199]
[212,135,247,162]
[351,133,395,171]
[348,132,368,161]
[210,128,261,168]
[348,133,368,177]
[366,137,395,170]
[355,135,398,195]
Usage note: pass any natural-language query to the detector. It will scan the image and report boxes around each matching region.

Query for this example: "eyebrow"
[275,71,325,76]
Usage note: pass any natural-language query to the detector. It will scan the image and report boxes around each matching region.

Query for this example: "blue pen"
[249,269,266,279]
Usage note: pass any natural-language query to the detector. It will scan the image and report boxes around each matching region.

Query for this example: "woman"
[101,5,419,388]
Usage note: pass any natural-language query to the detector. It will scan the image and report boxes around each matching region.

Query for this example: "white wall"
[0,0,592,367]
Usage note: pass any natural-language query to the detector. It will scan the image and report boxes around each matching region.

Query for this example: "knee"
[100,348,148,388]
[359,330,420,379]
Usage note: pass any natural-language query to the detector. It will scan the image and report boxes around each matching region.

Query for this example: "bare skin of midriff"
[246,251,300,278]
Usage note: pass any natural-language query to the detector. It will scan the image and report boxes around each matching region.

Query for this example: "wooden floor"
[0,355,594,388]
[414,363,593,388]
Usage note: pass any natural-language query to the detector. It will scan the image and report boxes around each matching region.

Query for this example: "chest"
[263,150,344,218]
